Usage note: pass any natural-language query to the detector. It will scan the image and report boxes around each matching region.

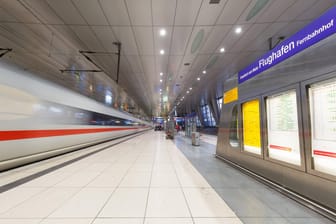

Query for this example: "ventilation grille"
[209,0,220,4]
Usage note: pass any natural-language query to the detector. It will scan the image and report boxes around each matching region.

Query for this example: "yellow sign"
[242,99,261,151]
[224,87,238,104]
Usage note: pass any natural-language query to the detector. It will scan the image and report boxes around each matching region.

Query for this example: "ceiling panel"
[297,0,336,20]
[200,25,231,54]
[141,56,156,80]
[71,25,104,51]
[230,23,269,52]
[23,0,64,24]
[256,0,296,23]
[196,0,228,25]
[125,55,143,74]
[125,0,152,26]
[245,22,288,51]
[46,0,86,25]
[72,0,108,25]
[1,0,40,23]
[152,0,176,26]
[170,27,193,55]
[134,27,154,55]
[168,56,183,73]
[217,0,251,24]
[111,26,138,55]
[276,0,316,22]
[175,0,202,26]
[91,26,117,52]
[191,55,212,73]
[221,23,252,52]
[99,0,130,26]
[156,55,169,74]
[153,27,173,55]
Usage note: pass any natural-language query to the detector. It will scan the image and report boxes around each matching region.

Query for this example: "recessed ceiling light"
[160,49,165,55]
[187,91,190,94]
[189,87,192,90]
[160,89,162,91]
[159,28,166,36]
[160,92,162,95]
[160,79,163,82]
[160,72,163,76]
[235,26,242,34]
[197,77,200,81]
[202,70,206,74]
[220,47,225,53]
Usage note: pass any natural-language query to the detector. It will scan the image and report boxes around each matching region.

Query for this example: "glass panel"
[242,99,261,155]
[266,90,300,165]
[309,78,336,176]
[229,105,239,147]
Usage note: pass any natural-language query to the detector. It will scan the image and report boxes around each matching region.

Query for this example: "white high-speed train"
[0,62,151,171]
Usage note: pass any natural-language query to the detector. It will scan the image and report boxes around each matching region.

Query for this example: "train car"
[0,62,151,172]
[216,18,336,213]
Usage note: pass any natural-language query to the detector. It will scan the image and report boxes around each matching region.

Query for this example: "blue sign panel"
[238,6,336,84]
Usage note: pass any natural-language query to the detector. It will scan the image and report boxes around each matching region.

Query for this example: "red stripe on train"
[313,150,336,158]
[0,127,139,141]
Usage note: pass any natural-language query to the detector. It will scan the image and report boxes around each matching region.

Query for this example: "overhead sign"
[223,87,238,104]
[238,5,336,84]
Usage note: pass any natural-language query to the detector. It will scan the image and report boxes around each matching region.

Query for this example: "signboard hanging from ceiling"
[238,5,336,84]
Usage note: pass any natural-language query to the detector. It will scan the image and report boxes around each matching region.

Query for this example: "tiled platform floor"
[0,131,333,224]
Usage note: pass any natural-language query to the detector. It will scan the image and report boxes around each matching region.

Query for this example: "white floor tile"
[55,172,101,187]
[183,188,237,218]
[49,188,113,218]
[194,218,243,224]
[119,172,151,187]
[93,218,143,224]
[0,188,79,218]
[0,219,41,224]
[144,218,193,224]
[99,188,148,217]
[150,172,180,187]
[88,174,124,187]
[176,171,211,188]
[0,188,45,214]
[146,188,191,217]
[40,218,93,224]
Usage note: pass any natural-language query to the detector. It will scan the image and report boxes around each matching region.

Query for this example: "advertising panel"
[266,90,300,165]
[309,79,336,176]
[242,100,261,155]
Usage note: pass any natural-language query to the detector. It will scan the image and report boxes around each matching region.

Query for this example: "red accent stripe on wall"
[0,127,139,141]
[269,144,292,152]
[313,150,336,158]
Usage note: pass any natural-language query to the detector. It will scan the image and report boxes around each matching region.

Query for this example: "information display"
[309,78,336,176]
[266,90,301,165]
[242,100,261,155]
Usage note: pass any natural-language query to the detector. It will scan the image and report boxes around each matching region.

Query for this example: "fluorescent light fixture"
[220,47,225,53]
[235,26,242,34]
[160,49,165,55]
[160,72,163,76]
[159,28,166,36]
[202,70,206,74]
[197,77,200,81]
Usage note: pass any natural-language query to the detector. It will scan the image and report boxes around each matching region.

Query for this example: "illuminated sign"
[223,87,238,104]
[239,5,336,83]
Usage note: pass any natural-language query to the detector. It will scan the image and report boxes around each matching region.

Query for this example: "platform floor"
[0,131,333,224]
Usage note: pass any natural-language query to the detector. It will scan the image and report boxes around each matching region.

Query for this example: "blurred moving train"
[0,62,151,172]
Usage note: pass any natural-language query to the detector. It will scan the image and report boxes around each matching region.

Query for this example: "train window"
[309,78,336,176]
[229,105,239,147]
[266,90,301,165]
[242,99,261,155]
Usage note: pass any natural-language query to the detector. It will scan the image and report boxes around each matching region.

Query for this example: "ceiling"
[0,0,335,117]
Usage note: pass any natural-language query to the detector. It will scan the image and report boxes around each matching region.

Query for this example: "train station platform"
[0,131,333,224]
